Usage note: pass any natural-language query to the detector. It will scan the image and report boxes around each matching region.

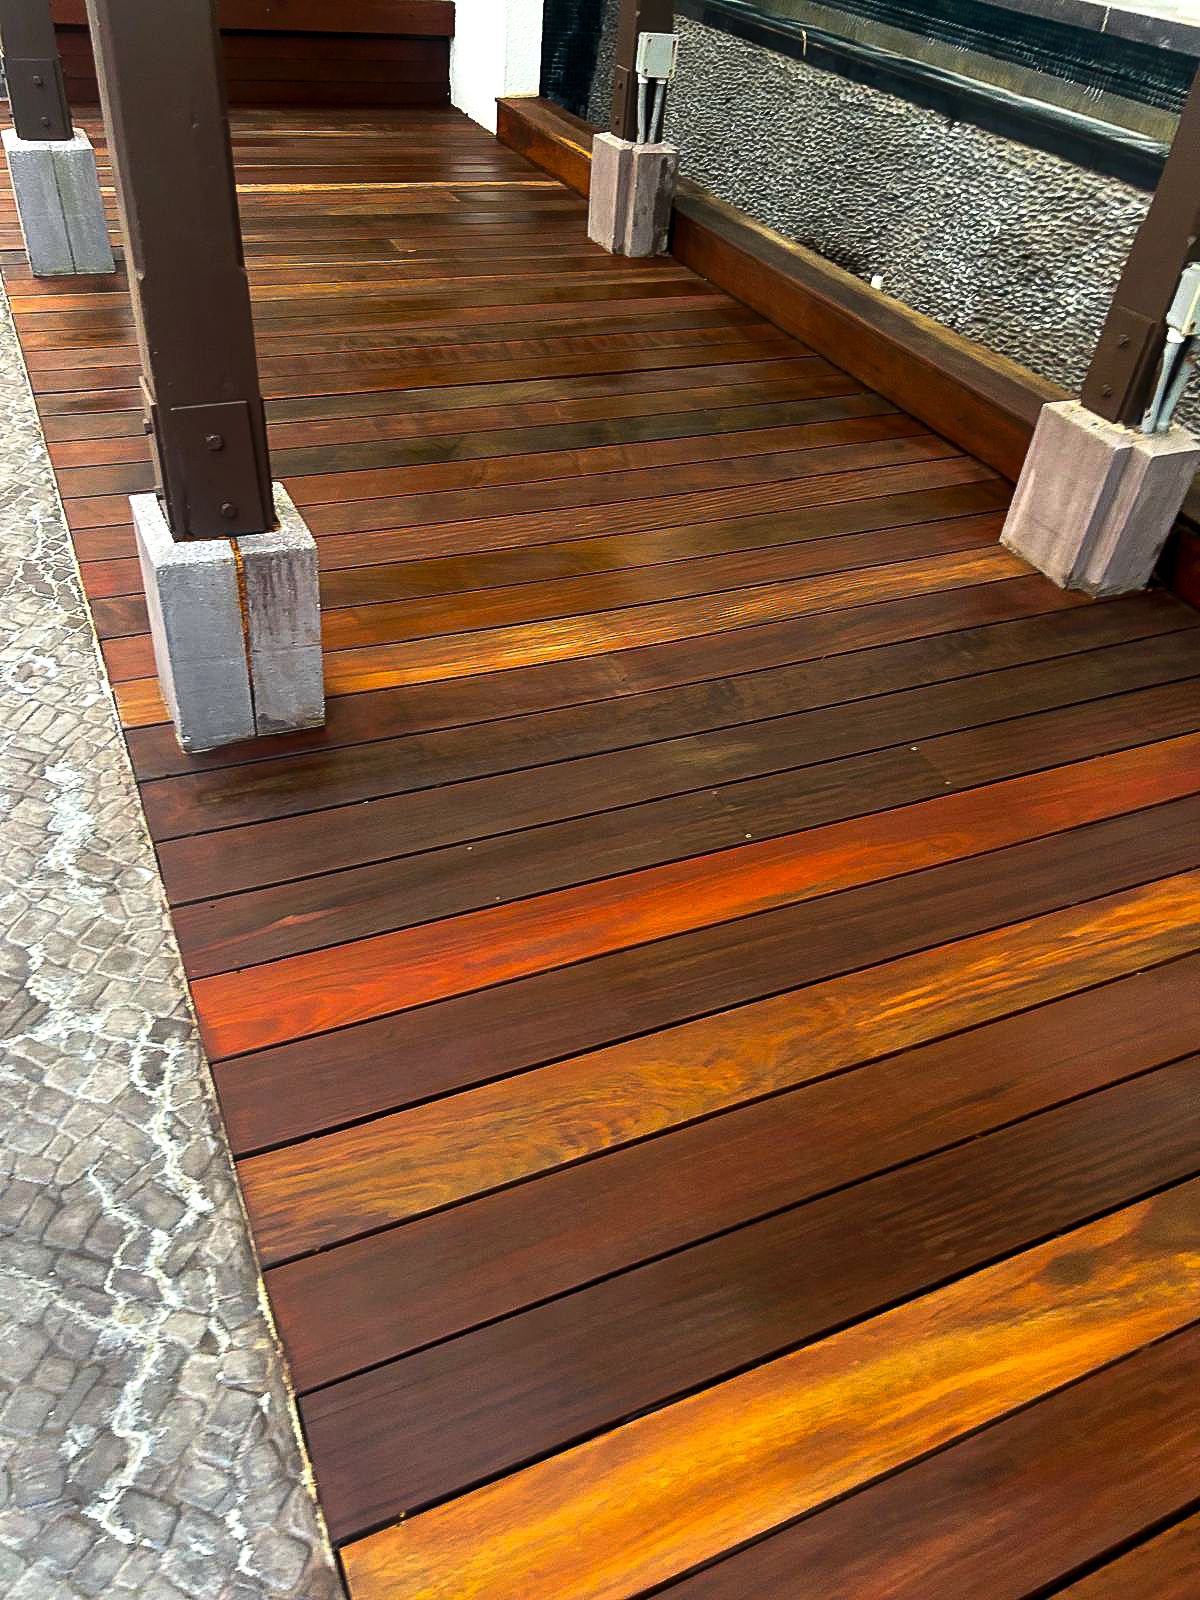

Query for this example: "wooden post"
[83,0,274,539]
[610,0,673,142]
[0,0,73,141]
[1081,67,1200,428]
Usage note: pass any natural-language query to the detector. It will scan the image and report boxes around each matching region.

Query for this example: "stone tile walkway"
[0,269,343,1599]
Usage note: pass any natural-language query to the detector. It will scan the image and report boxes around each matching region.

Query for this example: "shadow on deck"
[5,102,1199,1600]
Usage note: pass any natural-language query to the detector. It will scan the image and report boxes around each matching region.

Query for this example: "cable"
[1142,329,1195,433]
[651,79,667,143]
[1157,336,1196,430]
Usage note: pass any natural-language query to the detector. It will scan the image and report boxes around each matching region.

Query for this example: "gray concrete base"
[588,132,677,256]
[132,497,257,753]
[133,485,325,753]
[242,487,326,737]
[2,128,115,277]
[1001,400,1200,596]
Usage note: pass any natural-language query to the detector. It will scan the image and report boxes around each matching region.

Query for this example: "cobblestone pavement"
[0,267,344,1599]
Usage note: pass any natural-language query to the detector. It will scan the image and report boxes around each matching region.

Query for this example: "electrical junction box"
[636,32,679,80]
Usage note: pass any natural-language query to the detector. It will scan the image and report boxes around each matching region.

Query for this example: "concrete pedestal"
[588,133,677,258]
[240,489,326,737]
[2,129,115,277]
[1002,400,1200,596]
[133,484,325,753]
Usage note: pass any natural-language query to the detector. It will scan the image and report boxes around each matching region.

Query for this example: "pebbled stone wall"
[583,5,1199,428]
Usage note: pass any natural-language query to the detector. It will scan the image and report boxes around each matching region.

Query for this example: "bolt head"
[220,502,238,520]
[1117,334,1130,348]
[40,116,50,128]
[1101,384,1113,397]
[205,433,225,451]
[32,75,44,87]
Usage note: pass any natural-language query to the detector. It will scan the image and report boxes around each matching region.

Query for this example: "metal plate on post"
[4,56,73,141]
[1082,306,1160,422]
[163,401,276,539]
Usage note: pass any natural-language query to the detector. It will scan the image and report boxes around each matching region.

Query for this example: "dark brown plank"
[297,424,943,538]
[129,572,1098,783]
[1055,1516,1200,1600]
[233,824,1200,1256]
[90,481,1008,639]
[658,1329,1200,1599]
[142,629,1200,842]
[102,509,1001,677]
[337,1183,1200,1599]
[260,950,1200,1378]
[299,1062,1200,1536]
[173,731,1200,980]
[205,735,1200,1056]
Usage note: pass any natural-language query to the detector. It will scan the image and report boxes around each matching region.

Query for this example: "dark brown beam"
[1082,67,1200,426]
[610,0,673,142]
[0,0,72,141]
[84,0,274,539]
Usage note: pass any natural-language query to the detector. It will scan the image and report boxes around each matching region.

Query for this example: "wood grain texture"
[5,105,1198,1600]
[191,734,1200,1056]
[216,758,1200,1156]
[1054,1515,1200,1599]
[302,1062,1200,1534]
[177,729,1200,984]
[99,508,1003,678]
[661,1331,1200,1599]
[116,543,1030,727]
[129,573,1105,784]
[153,605,1200,908]
[340,1182,1200,1599]
[93,488,1009,640]
[265,951,1200,1384]
[240,864,1200,1260]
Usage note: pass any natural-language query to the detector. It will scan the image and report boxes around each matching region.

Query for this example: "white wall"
[450,0,546,133]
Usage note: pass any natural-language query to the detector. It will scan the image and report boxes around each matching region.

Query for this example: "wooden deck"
[4,104,1200,1600]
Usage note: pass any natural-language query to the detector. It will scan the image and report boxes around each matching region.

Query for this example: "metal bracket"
[1081,305,1160,422]
[3,55,72,142]
[157,400,275,539]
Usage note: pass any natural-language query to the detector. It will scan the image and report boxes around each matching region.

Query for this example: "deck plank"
[238,858,1200,1261]
[302,1063,1200,1533]
[660,1330,1200,1600]
[263,951,1200,1380]
[1053,1515,1200,1599]
[339,1183,1200,1598]
[5,104,1199,1599]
